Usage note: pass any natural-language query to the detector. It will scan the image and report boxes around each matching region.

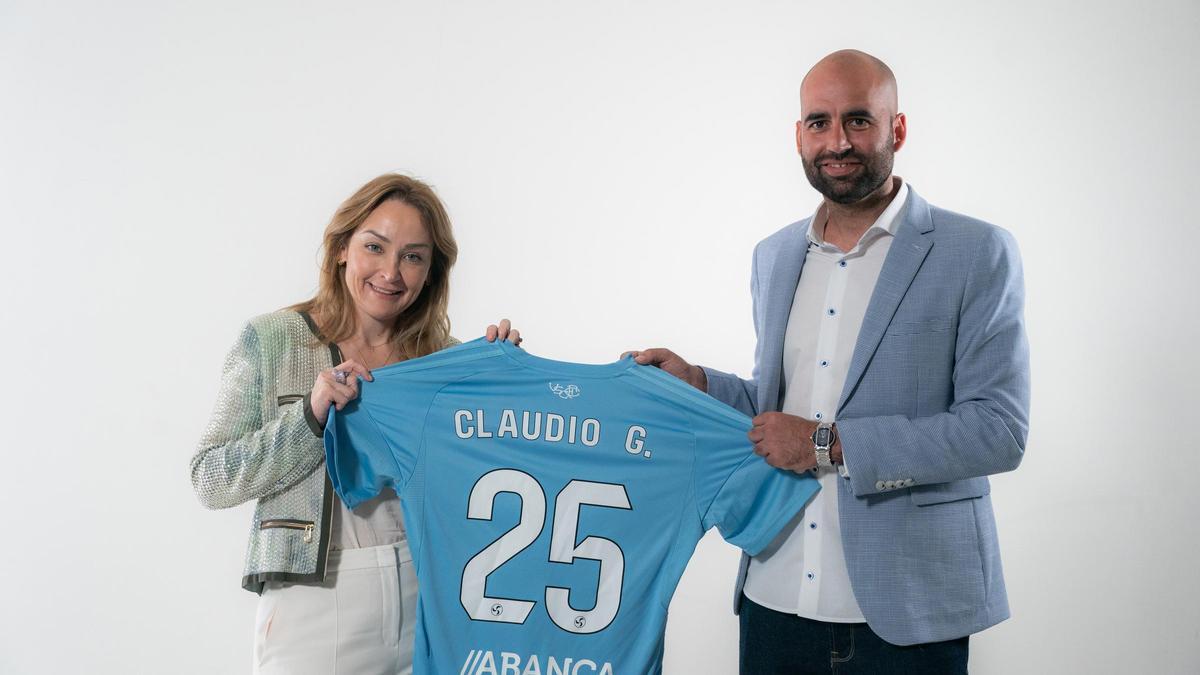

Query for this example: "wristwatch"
[812,422,837,471]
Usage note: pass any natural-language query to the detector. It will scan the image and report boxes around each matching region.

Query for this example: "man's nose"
[831,124,852,153]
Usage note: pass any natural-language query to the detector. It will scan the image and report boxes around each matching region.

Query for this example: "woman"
[190,173,519,674]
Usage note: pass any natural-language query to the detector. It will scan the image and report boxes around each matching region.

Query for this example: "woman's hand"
[310,359,372,428]
[485,318,523,346]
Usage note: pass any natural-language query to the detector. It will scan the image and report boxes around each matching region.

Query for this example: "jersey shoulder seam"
[376,339,502,377]
[627,366,747,427]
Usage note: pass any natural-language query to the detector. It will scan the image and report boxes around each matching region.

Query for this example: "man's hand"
[748,412,843,473]
[626,348,707,392]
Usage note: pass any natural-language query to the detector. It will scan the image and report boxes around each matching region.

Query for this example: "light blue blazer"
[703,186,1030,646]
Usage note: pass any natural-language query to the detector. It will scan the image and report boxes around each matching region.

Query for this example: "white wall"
[2,1,1197,672]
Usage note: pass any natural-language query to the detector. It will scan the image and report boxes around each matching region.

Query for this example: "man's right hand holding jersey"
[624,348,708,393]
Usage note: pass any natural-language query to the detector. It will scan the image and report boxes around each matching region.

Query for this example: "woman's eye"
[366,243,383,253]
[404,252,424,263]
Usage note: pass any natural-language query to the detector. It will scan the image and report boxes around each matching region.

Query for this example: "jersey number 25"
[460,468,632,634]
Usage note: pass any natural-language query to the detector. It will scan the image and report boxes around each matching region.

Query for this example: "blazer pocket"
[259,518,315,543]
[884,316,954,336]
[909,477,990,506]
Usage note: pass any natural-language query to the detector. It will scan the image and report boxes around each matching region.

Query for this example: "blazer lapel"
[759,223,811,413]
[838,190,935,412]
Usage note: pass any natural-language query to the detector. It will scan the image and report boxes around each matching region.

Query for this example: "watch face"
[813,427,833,447]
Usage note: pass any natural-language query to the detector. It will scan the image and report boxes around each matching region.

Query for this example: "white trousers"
[253,541,416,675]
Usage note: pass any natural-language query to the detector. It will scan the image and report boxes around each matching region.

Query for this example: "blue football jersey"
[326,338,819,675]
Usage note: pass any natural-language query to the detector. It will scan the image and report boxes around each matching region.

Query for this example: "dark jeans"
[739,595,969,674]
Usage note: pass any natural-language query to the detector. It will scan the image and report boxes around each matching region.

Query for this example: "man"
[633,50,1029,673]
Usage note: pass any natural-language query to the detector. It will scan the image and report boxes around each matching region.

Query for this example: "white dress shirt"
[742,180,909,622]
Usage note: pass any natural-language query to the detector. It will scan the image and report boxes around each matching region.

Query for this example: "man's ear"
[892,112,907,152]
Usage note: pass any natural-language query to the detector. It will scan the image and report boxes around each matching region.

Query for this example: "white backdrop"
[2,1,1198,673]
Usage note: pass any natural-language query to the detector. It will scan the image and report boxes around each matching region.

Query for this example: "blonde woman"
[191,173,520,674]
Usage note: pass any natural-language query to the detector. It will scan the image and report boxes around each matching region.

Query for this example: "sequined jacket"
[192,310,459,593]
[191,310,342,592]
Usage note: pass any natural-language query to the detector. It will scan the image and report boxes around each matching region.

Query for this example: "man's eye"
[809,120,827,130]
[848,119,870,128]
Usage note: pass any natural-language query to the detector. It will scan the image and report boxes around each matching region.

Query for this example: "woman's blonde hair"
[293,173,458,360]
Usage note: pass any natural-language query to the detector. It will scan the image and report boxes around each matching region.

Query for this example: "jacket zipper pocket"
[260,518,315,543]
[277,394,304,406]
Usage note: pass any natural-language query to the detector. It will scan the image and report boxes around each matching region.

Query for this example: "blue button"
[839,260,847,267]
[819,360,829,367]
[809,522,817,529]
[827,308,836,316]
[815,412,823,420]
[806,572,815,580]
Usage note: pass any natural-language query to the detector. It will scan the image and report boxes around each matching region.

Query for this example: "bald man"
[633,50,1029,673]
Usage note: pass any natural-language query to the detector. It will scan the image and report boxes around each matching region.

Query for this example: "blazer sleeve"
[702,240,767,416]
[189,322,326,509]
[837,226,1030,494]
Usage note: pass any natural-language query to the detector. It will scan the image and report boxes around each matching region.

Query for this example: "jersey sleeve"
[324,369,452,509]
[325,395,407,509]
[325,338,508,509]
[692,407,821,557]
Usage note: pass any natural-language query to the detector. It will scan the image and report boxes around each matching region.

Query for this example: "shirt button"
[819,360,829,367]
[806,572,816,580]
[838,260,847,268]
[827,308,837,316]
[809,522,818,530]
[815,412,823,420]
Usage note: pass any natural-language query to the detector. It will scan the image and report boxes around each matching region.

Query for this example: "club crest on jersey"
[549,383,581,399]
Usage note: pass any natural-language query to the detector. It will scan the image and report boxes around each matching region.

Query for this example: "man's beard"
[802,137,894,205]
